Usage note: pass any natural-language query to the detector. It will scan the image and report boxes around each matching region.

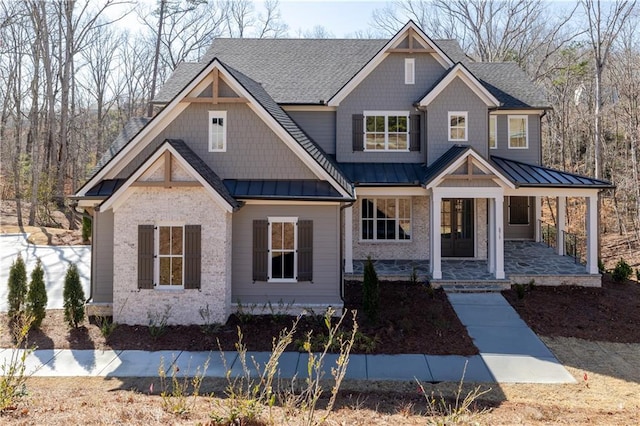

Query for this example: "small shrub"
[424,280,435,298]
[612,258,633,282]
[514,283,526,299]
[598,258,607,274]
[417,361,491,425]
[95,316,117,338]
[198,304,222,334]
[148,305,171,339]
[410,267,419,286]
[63,264,85,328]
[81,216,92,243]
[234,300,257,324]
[158,355,208,416]
[7,254,28,319]
[362,256,379,322]
[0,315,35,412]
[26,259,47,329]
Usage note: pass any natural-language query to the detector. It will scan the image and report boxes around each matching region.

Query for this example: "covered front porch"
[348,240,600,287]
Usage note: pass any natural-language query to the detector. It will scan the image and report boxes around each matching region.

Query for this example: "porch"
[348,241,600,287]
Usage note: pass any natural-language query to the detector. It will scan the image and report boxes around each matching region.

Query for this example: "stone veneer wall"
[353,196,430,260]
[112,186,232,325]
[475,198,487,260]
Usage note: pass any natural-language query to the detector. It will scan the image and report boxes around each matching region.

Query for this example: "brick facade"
[353,195,430,260]
[112,186,232,325]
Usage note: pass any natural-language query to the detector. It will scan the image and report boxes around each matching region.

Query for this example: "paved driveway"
[0,234,91,312]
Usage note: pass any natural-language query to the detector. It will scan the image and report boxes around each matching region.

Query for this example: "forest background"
[1,0,639,266]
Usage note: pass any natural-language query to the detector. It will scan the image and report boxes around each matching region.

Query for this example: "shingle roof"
[491,156,614,188]
[91,117,150,178]
[153,62,202,105]
[164,139,241,209]
[154,38,472,105]
[467,62,550,108]
[224,179,342,200]
[339,162,427,186]
[221,61,353,197]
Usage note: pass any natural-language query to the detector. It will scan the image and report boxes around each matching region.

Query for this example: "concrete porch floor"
[349,241,597,285]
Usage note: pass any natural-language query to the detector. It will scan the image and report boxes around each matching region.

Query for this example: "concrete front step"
[438,281,511,293]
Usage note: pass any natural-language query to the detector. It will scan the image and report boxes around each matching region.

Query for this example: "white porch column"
[494,196,505,279]
[556,196,566,256]
[586,195,599,274]
[430,191,442,279]
[343,206,353,273]
[534,196,542,242]
[487,198,496,274]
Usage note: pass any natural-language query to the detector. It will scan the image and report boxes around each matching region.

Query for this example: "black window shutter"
[138,225,154,289]
[297,220,313,281]
[184,225,201,289]
[253,220,268,281]
[410,114,421,151]
[352,114,364,152]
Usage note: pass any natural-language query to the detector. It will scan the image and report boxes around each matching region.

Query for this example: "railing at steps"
[539,220,585,264]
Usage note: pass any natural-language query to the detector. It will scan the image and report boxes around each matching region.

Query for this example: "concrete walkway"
[447,293,576,384]
[1,293,575,383]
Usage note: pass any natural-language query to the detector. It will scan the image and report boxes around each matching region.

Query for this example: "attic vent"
[405,58,415,85]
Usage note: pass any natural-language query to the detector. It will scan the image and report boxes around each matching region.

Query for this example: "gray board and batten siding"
[231,204,342,306]
[336,53,445,163]
[116,103,317,181]
[91,209,114,303]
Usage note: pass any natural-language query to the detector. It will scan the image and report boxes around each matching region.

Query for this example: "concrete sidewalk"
[447,293,576,384]
[1,348,495,382]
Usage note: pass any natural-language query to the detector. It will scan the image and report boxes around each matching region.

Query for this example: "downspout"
[339,199,356,307]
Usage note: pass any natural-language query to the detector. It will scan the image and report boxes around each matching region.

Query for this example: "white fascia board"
[419,64,500,107]
[213,64,352,198]
[431,186,504,199]
[504,187,602,197]
[281,105,337,112]
[355,186,427,197]
[77,61,219,197]
[100,142,234,213]
[328,21,454,107]
[242,200,341,206]
[491,109,546,115]
[425,149,516,190]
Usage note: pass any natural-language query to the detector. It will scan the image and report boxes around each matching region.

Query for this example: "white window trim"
[362,111,411,152]
[404,58,415,85]
[154,223,185,290]
[508,115,528,149]
[208,110,227,152]
[448,111,468,142]
[360,197,412,242]
[268,216,298,283]
[489,115,497,149]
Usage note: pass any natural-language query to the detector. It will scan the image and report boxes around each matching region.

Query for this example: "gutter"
[339,199,356,308]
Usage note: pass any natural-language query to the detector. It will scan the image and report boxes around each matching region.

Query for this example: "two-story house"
[74,22,612,325]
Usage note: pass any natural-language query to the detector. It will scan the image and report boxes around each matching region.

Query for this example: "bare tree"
[581,0,637,179]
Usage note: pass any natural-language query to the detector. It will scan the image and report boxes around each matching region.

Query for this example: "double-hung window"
[508,115,528,148]
[269,217,297,281]
[448,112,468,141]
[364,111,409,151]
[209,111,227,152]
[156,224,184,288]
[489,116,497,149]
[361,198,411,241]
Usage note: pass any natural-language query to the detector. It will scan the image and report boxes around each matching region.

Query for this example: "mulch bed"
[1,281,477,355]
[503,274,640,343]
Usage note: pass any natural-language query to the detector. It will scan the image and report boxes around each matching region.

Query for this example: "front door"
[441,198,474,257]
